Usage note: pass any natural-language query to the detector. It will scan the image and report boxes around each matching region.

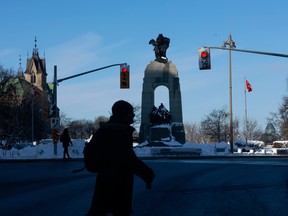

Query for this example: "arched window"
[154,85,169,109]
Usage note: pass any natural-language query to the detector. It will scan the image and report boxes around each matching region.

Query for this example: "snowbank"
[0,139,287,160]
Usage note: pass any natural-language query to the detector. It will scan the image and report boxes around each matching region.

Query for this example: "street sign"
[52,129,59,143]
[51,118,60,130]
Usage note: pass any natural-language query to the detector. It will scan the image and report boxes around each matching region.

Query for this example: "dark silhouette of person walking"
[60,128,73,159]
[87,100,155,216]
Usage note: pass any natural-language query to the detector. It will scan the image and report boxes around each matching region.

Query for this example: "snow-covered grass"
[1,139,287,160]
[0,139,85,160]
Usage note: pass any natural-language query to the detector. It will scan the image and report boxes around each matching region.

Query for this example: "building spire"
[17,55,24,78]
[33,36,38,55]
[19,55,22,70]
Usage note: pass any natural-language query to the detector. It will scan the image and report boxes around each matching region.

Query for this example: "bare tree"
[0,75,51,142]
[242,118,263,141]
[233,117,240,141]
[132,104,141,130]
[268,96,288,139]
[201,108,229,143]
[60,112,72,130]
[68,119,95,139]
[0,65,15,82]
[184,122,205,143]
[94,116,109,131]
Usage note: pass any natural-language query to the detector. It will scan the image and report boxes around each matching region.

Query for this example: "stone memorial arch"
[139,34,186,144]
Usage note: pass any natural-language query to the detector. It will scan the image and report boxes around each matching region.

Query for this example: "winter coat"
[60,132,72,148]
[88,120,155,215]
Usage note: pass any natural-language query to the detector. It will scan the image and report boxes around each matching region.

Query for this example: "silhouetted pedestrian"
[60,128,72,159]
[87,100,155,216]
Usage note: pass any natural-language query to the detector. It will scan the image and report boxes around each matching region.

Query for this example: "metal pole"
[57,63,126,83]
[228,46,234,153]
[52,63,126,155]
[53,66,57,112]
[204,43,288,150]
[223,34,235,153]
[53,65,58,156]
[208,46,288,58]
[32,94,34,145]
[244,77,248,145]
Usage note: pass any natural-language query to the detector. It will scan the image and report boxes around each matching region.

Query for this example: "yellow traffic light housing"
[120,64,130,89]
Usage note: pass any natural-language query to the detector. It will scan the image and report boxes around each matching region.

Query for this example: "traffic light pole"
[207,47,288,58]
[57,63,126,83]
[52,66,58,156]
[52,63,127,155]
[206,42,288,153]
[222,34,236,153]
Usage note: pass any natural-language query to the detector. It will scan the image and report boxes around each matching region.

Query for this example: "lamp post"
[207,38,288,152]
[222,34,236,153]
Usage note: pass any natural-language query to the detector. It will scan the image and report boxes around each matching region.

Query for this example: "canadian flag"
[245,80,252,92]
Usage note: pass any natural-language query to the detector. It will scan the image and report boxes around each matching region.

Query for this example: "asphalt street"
[0,157,287,216]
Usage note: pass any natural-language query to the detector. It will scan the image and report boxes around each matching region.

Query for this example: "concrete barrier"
[274,148,288,155]
[151,147,202,157]
[216,148,226,153]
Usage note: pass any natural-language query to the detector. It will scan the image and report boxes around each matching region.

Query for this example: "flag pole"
[244,77,248,145]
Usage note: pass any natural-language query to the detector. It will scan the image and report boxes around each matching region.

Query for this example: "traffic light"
[198,47,211,70]
[49,104,59,118]
[120,64,130,89]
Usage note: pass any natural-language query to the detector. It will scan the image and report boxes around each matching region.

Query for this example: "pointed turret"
[24,37,47,91]
[16,55,25,79]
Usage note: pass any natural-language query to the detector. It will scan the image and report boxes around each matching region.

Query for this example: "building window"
[31,74,36,83]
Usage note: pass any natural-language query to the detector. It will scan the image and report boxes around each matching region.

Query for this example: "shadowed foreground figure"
[87,100,155,216]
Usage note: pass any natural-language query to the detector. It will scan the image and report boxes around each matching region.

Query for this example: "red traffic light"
[120,64,130,89]
[121,67,128,73]
[198,47,211,70]
[201,51,208,58]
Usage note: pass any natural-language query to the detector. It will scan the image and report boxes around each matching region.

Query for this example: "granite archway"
[139,60,186,144]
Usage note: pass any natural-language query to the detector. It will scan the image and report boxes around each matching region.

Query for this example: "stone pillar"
[139,61,186,144]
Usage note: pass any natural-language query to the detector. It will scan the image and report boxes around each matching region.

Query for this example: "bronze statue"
[149,103,171,125]
[149,34,170,63]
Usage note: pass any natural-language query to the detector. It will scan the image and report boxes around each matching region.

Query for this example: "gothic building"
[24,38,48,92]
[0,38,52,140]
[0,38,52,121]
[260,122,279,145]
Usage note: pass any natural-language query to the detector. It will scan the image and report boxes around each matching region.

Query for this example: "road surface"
[0,157,287,216]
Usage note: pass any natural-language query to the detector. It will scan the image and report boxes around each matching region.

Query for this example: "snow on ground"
[0,139,286,160]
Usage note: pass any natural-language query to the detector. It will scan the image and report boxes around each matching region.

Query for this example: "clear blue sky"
[1,0,288,131]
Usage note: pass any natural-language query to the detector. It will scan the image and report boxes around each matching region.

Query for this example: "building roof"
[1,77,40,96]
[25,53,47,76]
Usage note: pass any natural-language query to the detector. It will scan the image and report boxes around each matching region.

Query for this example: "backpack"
[83,134,102,173]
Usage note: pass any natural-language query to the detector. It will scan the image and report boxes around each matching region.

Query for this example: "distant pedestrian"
[60,128,73,159]
[87,100,155,216]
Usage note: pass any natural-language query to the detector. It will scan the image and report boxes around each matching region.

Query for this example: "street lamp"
[222,34,236,153]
